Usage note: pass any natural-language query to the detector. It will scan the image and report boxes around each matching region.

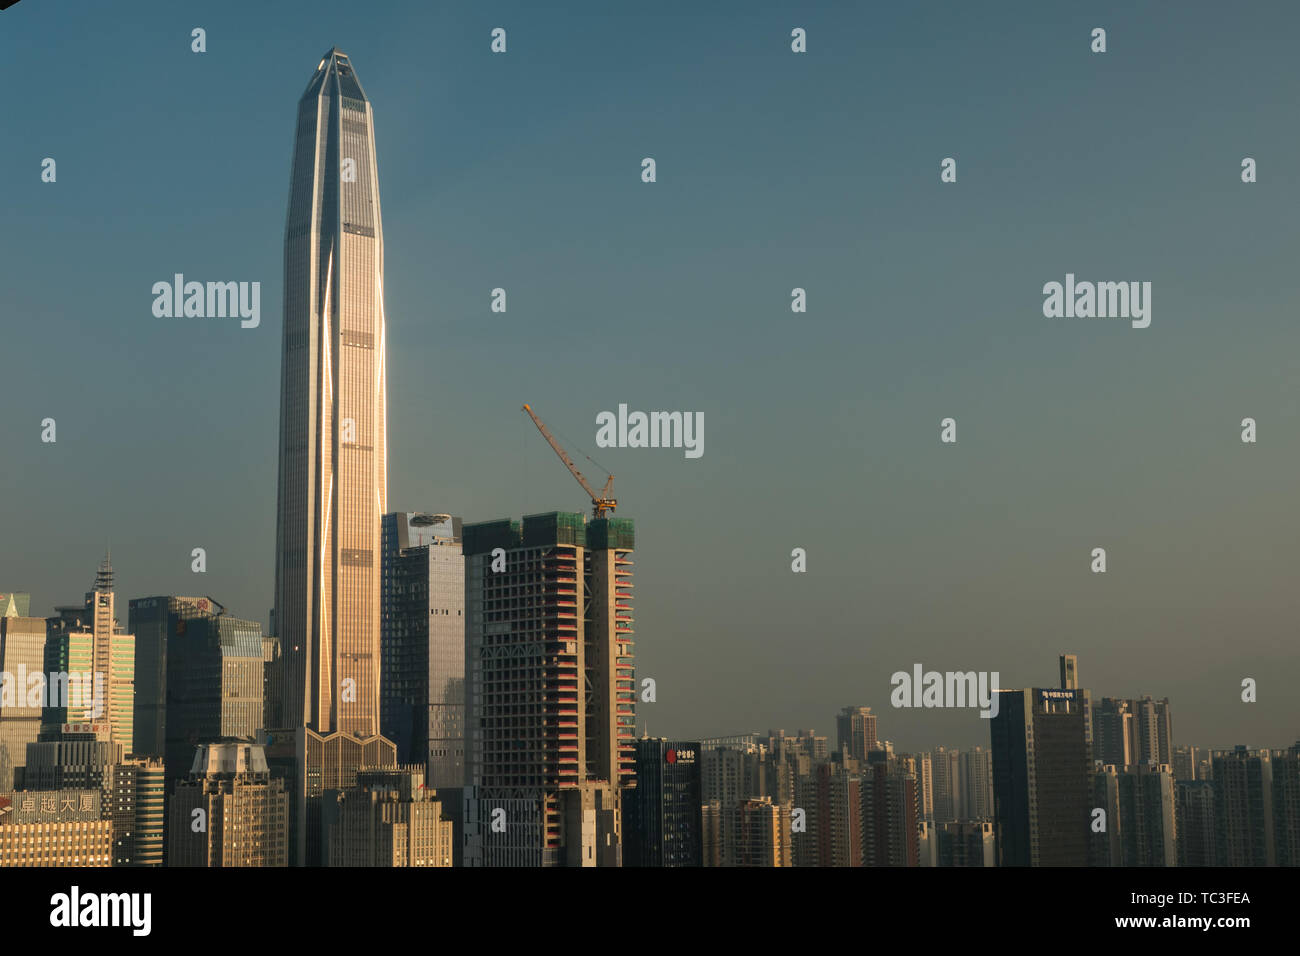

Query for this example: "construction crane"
[522,403,617,518]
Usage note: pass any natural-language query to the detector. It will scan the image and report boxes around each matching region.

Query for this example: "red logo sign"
[666,749,677,764]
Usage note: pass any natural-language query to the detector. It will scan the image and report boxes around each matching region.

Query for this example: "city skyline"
[4,1,1300,755]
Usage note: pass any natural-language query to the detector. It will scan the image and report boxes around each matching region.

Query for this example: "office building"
[43,556,134,751]
[109,756,165,867]
[322,767,454,867]
[127,597,264,791]
[0,788,111,866]
[169,741,288,867]
[273,48,388,738]
[990,686,1092,866]
[0,608,45,790]
[624,738,703,867]
[379,512,464,782]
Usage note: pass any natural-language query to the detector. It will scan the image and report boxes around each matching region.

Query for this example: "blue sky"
[3,1,1299,751]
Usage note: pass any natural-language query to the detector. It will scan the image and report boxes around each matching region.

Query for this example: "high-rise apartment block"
[1212,746,1273,866]
[836,706,878,761]
[730,797,791,866]
[1090,763,1177,867]
[861,752,920,866]
[1175,779,1216,866]
[462,513,635,866]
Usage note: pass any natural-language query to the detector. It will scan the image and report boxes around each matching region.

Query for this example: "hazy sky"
[3,1,1298,754]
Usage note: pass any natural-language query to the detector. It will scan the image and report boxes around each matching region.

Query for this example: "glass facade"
[275,49,387,737]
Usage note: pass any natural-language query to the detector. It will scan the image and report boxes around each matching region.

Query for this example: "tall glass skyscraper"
[274,49,387,738]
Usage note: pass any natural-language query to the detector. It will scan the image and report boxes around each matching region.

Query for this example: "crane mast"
[522,403,617,518]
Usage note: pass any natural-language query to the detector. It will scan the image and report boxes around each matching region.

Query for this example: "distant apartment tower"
[1175,780,1216,866]
[0,606,45,790]
[990,687,1092,866]
[379,512,464,783]
[835,706,878,761]
[731,797,791,866]
[930,746,961,822]
[763,728,827,761]
[861,752,920,866]
[44,556,134,751]
[1094,696,1173,770]
[962,746,995,820]
[0,789,111,866]
[1212,746,1274,866]
[795,756,862,867]
[322,767,454,866]
[1091,763,1177,867]
[1172,745,1198,782]
[1270,742,1300,866]
[463,513,635,867]
[914,751,934,820]
[169,741,288,867]
[624,739,703,867]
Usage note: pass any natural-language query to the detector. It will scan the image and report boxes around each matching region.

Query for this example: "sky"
[2,1,1299,754]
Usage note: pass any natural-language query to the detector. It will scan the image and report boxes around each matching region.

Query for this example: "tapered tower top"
[304,47,368,102]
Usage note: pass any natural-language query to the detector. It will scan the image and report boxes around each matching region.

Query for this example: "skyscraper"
[1212,745,1274,866]
[624,738,704,867]
[127,596,265,791]
[169,741,289,867]
[43,557,134,752]
[0,607,45,790]
[462,512,635,866]
[990,687,1092,866]
[273,48,388,738]
[835,706,878,761]
[379,512,464,780]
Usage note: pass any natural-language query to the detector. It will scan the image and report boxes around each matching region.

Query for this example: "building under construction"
[462,511,636,866]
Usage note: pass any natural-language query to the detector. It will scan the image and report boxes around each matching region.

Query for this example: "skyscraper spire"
[94,549,114,592]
